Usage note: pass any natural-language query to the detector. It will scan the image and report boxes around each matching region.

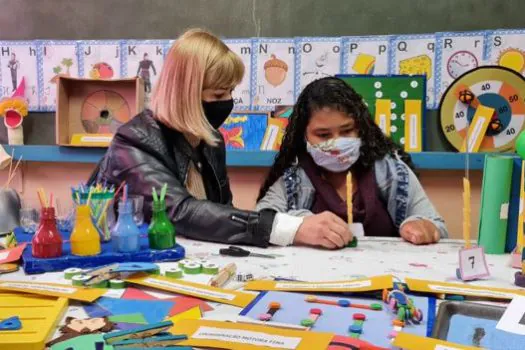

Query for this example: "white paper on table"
[496,295,525,335]
[349,222,365,238]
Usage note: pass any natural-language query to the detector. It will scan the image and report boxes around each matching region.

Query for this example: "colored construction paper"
[95,296,174,324]
[114,322,146,330]
[0,243,26,264]
[328,334,387,350]
[83,302,112,318]
[506,158,523,253]
[50,334,112,350]
[167,306,202,325]
[121,287,213,315]
[108,313,147,324]
[478,155,514,254]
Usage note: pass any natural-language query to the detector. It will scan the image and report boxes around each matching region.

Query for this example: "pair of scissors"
[219,246,276,259]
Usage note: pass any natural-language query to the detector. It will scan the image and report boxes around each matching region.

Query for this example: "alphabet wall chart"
[1,29,524,112]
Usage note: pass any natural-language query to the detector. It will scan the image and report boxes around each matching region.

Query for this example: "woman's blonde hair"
[150,29,244,145]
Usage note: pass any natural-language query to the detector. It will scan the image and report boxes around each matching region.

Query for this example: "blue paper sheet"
[240,290,435,349]
[85,297,175,324]
[447,314,524,349]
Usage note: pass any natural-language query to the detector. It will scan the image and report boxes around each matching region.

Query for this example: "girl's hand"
[400,219,440,245]
[294,211,353,249]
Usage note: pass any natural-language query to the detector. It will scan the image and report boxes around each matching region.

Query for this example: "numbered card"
[122,40,166,105]
[252,38,295,110]
[78,40,121,79]
[486,30,525,77]
[391,34,437,108]
[225,39,253,110]
[295,37,342,93]
[342,36,390,75]
[38,40,79,111]
[436,32,487,102]
[458,246,490,281]
[0,41,39,110]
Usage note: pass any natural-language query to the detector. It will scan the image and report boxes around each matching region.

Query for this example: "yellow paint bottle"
[70,204,101,256]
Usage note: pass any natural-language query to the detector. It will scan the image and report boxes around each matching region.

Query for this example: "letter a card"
[252,38,295,111]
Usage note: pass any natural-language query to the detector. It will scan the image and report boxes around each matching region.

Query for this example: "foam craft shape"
[125,274,256,307]
[0,292,68,350]
[405,278,525,299]
[167,306,202,331]
[0,316,21,330]
[171,319,333,350]
[0,243,26,264]
[393,332,479,350]
[89,297,174,324]
[244,275,393,292]
[517,131,525,159]
[108,313,148,324]
[328,334,387,350]
[50,334,112,350]
[0,280,106,302]
[121,287,213,315]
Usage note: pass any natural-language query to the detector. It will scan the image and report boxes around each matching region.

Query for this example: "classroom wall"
[0,163,482,239]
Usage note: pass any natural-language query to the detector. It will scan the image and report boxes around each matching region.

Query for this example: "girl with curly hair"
[257,77,447,249]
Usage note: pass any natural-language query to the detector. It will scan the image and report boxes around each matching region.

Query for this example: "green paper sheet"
[50,334,113,350]
[108,312,147,324]
[478,155,514,254]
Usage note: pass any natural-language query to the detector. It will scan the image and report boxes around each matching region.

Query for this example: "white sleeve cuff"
[269,213,303,246]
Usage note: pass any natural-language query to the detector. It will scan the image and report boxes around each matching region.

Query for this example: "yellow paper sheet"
[125,274,256,307]
[244,275,393,292]
[171,319,333,350]
[375,99,391,136]
[393,332,480,350]
[0,280,106,302]
[167,306,202,332]
[405,278,525,299]
[404,99,422,152]
[460,105,494,153]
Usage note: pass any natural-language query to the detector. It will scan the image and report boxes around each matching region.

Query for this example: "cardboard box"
[56,76,144,147]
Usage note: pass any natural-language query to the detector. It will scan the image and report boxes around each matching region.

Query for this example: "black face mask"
[202,99,234,129]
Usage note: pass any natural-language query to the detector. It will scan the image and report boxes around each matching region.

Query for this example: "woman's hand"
[400,219,440,245]
[294,211,353,249]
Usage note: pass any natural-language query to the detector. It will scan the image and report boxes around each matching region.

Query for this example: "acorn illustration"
[264,54,288,87]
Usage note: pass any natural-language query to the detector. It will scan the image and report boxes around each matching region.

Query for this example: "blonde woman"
[88,29,303,247]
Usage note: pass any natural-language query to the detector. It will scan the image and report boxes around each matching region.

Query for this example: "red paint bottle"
[32,207,63,258]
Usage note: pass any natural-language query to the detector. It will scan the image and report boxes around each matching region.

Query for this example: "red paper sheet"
[0,243,27,264]
[121,287,213,315]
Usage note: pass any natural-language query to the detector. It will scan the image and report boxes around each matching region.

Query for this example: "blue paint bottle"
[111,199,140,253]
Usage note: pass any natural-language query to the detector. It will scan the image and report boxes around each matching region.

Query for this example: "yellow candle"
[347,172,353,224]
[463,177,471,248]
[517,161,525,252]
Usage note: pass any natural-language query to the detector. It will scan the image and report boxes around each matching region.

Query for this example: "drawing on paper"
[264,54,288,87]
[352,53,376,74]
[89,62,114,79]
[7,53,20,92]
[50,58,74,84]
[498,48,525,74]
[219,112,268,150]
[447,51,478,79]
[399,55,432,78]
[136,53,157,93]
[303,52,332,81]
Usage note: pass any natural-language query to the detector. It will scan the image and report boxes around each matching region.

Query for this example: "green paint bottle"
[148,200,175,250]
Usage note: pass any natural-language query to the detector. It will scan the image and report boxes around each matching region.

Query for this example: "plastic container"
[148,201,175,250]
[70,205,101,256]
[31,207,63,258]
[111,200,140,253]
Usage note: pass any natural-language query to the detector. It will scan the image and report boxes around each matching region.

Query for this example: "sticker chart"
[240,290,435,349]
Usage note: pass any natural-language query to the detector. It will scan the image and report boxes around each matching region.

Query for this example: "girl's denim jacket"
[256,154,448,238]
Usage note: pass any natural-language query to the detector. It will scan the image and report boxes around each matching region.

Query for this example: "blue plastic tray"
[14,227,185,274]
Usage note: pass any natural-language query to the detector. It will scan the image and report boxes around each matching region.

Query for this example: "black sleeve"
[102,141,276,247]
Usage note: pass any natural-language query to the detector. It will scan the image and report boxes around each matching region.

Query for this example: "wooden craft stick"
[463,177,471,248]
[518,161,525,252]
[346,172,353,224]
[4,155,22,188]
[209,263,236,288]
